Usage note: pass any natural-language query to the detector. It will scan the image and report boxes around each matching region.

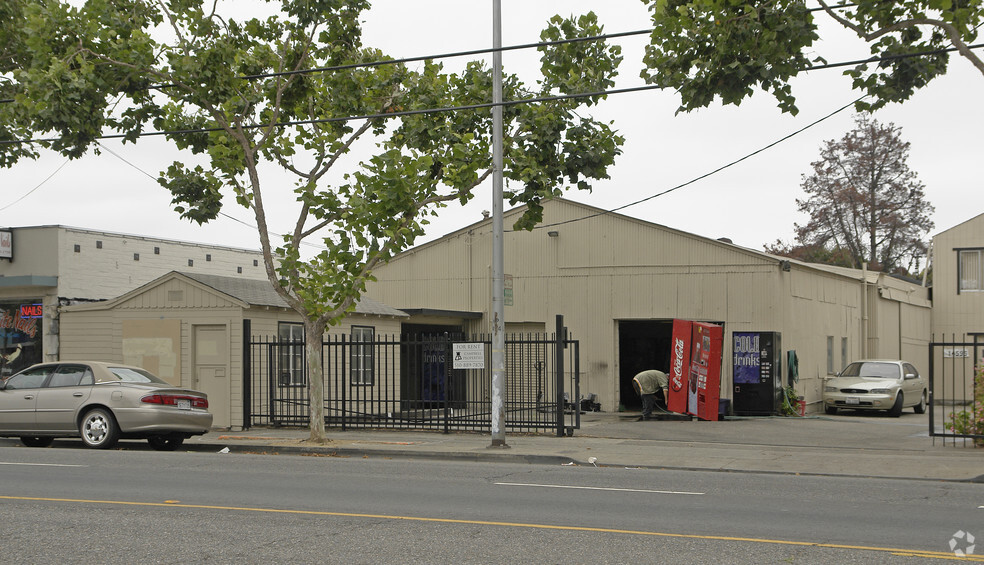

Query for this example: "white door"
[193,325,230,428]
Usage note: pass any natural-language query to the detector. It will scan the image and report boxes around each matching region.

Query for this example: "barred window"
[351,326,375,386]
[959,249,982,291]
[278,323,305,386]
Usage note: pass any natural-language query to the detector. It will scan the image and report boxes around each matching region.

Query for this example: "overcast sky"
[3,1,981,262]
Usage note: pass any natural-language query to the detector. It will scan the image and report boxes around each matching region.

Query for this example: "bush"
[945,365,984,447]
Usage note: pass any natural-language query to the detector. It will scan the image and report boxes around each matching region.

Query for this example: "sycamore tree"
[0,1,624,441]
[783,114,934,274]
[639,0,984,114]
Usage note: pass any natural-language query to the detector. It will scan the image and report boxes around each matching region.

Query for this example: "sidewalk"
[186,407,984,482]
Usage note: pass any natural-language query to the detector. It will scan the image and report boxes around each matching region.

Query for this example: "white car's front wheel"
[888,394,904,418]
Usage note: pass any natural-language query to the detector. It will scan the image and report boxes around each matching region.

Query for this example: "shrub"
[945,365,984,447]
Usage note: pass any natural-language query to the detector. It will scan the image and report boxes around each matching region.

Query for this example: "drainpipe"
[921,242,931,288]
[861,262,868,359]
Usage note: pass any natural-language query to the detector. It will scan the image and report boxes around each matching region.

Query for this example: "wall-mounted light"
[547,231,559,237]
[780,260,791,272]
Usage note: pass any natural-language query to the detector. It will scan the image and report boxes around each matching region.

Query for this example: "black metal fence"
[243,321,581,435]
[928,338,983,446]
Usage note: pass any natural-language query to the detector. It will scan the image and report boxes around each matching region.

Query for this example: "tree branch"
[818,1,984,76]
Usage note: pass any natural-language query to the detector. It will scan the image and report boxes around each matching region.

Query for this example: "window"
[959,249,982,291]
[47,365,92,387]
[351,326,375,386]
[841,337,848,371]
[826,336,835,374]
[278,323,305,386]
[4,366,50,389]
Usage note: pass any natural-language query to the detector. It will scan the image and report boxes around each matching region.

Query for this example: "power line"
[0,157,70,212]
[1,2,864,98]
[93,140,328,251]
[521,96,867,232]
[2,41,980,148]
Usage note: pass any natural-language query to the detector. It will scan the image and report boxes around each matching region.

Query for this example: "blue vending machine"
[731,331,782,416]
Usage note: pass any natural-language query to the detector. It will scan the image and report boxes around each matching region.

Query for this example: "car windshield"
[840,362,901,379]
[107,367,169,384]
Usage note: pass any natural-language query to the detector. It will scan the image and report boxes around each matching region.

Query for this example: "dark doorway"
[401,323,465,409]
[618,320,674,410]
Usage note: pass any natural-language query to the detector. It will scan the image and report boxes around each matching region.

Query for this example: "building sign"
[943,347,969,358]
[0,230,11,260]
[503,274,513,306]
[452,342,485,369]
[19,303,43,319]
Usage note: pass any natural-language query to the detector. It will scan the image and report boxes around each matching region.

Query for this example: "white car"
[823,360,928,417]
[0,361,212,450]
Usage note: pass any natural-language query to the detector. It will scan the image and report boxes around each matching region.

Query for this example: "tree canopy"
[640,0,984,114]
[0,1,624,440]
[779,114,934,274]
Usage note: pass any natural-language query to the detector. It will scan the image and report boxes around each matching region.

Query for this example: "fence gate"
[243,320,581,435]
[928,338,983,445]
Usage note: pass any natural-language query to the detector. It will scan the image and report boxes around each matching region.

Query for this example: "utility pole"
[489,0,508,448]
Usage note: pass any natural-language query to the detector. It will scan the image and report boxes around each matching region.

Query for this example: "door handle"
[23,395,34,400]
[73,393,84,397]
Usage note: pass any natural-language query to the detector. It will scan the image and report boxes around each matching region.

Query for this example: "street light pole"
[489,0,508,448]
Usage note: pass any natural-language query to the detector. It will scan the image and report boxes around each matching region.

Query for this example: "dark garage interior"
[618,320,674,411]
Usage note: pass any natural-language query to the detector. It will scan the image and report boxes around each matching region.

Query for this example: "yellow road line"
[1,495,980,561]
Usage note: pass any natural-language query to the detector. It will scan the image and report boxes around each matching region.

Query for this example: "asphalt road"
[0,445,981,564]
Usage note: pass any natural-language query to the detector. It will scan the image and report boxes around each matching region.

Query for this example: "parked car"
[823,360,928,417]
[0,361,212,450]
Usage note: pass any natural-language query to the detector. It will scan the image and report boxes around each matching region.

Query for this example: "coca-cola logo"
[671,337,685,391]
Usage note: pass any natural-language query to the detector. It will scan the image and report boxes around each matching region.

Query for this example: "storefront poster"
[0,301,42,376]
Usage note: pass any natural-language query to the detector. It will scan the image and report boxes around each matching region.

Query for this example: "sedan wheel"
[147,436,185,451]
[888,394,904,418]
[80,408,120,449]
[20,436,54,448]
[914,391,927,414]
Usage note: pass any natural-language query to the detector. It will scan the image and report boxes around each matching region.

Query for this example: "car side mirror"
[904,373,917,380]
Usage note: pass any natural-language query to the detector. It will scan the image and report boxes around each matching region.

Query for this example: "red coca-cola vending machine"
[668,319,724,421]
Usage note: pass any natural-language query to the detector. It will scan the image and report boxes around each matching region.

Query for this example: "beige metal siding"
[366,199,934,413]
[932,213,984,340]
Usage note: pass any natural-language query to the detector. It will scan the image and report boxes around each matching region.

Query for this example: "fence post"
[555,315,565,437]
[444,333,452,434]
[928,336,935,440]
[243,319,252,430]
[340,334,347,431]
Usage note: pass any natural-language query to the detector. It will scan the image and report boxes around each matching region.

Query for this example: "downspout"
[861,262,869,359]
[921,242,932,288]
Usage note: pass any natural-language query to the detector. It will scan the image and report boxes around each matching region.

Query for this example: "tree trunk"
[305,318,328,443]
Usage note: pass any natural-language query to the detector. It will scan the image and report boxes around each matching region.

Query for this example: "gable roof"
[179,272,408,317]
[63,271,408,318]
[933,211,984,238]
[395,197,879,282]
